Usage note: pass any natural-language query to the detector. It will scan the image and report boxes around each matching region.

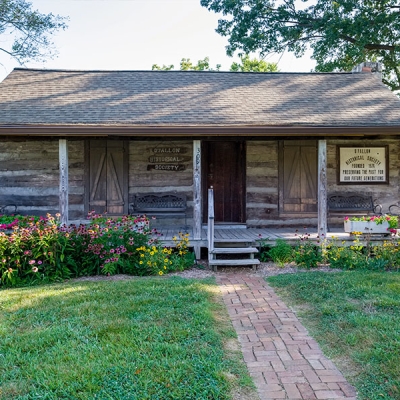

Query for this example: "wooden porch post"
[318,140,327,239]
[193,140,202,259]
[59,139,69,226]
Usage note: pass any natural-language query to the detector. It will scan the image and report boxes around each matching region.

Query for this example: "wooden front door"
[280,141,318,213]
[87,140,128,215]
[202,141,245,223]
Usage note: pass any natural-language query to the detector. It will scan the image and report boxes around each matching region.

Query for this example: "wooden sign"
[148,155,190,163]
[338,146,388,184]
[147,164,186,171]
[151,147,188,154]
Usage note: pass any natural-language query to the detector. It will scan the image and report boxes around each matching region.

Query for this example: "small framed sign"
[338,146,388,184]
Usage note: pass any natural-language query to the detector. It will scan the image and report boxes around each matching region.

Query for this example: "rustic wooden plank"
[318,140,328,238]
[193,140,202,259]
[59,139,69,225]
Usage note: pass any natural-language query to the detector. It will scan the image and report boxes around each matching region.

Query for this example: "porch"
[155,225,387,252]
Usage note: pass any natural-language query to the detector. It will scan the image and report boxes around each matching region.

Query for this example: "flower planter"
[344,220,390,234]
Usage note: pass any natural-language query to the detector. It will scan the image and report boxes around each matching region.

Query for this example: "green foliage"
[257,236,272,262]
[293,235,323,268]
[268,271,400,399]
[266,238,293,267]
[0,214,44,230]
[201,0,400,92]
[325,234,400,271]
[0,213,194,287]
[345,214,398,229]
[0,0,68,63]
[152,56,221,71]
[152,54,277,72]
[230,54,278,72]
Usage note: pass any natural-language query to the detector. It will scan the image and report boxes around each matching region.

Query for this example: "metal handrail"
[207,187,215,261]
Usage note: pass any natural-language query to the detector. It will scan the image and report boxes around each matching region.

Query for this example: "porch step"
[214,238,255,243]
[210,247,258,255]
[209,259,261,267]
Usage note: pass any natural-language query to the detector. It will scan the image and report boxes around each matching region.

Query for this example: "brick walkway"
[216,274,357,400]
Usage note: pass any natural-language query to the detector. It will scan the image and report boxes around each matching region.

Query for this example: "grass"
[267,271,400,400]
[0,277,255,400]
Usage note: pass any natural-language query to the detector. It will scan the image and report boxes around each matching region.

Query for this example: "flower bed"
[344,215,398,234]
[0,213,194,287]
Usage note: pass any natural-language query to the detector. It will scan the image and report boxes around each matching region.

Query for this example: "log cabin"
[0,62,400,246]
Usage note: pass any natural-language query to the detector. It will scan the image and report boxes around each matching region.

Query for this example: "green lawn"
[0,277,255,400]
[268,271,400,400]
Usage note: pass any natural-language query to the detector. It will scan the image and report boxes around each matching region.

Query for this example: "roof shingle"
[0,68,399,127]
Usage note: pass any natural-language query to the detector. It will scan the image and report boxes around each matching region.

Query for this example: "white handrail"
[208,187,215,260]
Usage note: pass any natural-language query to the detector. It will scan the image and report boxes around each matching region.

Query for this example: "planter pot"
[344,220,390,234]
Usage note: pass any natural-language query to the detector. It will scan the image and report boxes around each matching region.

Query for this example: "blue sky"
[0,0,315,82]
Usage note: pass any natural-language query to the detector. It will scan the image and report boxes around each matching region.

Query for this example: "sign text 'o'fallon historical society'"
[147,147,188,171]
[339,147,388,184]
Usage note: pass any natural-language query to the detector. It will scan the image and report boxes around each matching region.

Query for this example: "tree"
[230,54,278,72]
[152,57,221,71]
[200,0,400,92]
[152,55,277,72]
[0,0,68,63]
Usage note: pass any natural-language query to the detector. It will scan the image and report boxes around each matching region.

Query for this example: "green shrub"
[0,213,194,287]
[293,239,322,268]
[267,239,293,267]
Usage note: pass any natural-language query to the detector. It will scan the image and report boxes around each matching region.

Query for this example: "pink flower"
[29,260,35,265]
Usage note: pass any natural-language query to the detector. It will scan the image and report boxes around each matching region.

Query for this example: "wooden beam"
[59,139,69,226]
[318,140,327,239]
[193,140,202,259]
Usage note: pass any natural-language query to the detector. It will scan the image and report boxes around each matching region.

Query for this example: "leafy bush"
[0,213,194,287]
[267,239,293,267]
[256,235,272,262]
[293,237,322,268]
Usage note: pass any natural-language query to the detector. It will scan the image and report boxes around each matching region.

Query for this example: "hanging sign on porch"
[148,155,190,163]
[147,146,189,172]
[151,147,188,154]
[147,164,185,171]
[338,146,388,184]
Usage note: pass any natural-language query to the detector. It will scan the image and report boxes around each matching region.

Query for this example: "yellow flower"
[164,258,168,263]
[139,261,143,264]
[140,254,144,257]
[158,271,163,275]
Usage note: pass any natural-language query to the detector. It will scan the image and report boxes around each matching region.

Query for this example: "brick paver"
[216,274,357,400]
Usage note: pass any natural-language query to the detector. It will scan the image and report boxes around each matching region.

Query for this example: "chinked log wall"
[0,138,399,224]
[128,140,193,222]
[0,139,84,218]
[246,141,279,226]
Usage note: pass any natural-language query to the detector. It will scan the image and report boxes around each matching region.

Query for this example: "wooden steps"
[208,239,260,272]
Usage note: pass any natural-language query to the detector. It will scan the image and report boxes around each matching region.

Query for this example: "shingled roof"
[0,68,400,129]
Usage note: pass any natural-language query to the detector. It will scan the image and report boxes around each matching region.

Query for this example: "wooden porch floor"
[156,226,364,248]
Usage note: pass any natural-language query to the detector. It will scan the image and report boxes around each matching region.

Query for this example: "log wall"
[0,139,85,218]
[0,137,399,227]
[246,141,280,226]
[129,140,193,225]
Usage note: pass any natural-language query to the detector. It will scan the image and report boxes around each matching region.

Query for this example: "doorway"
[202,141,246,223]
